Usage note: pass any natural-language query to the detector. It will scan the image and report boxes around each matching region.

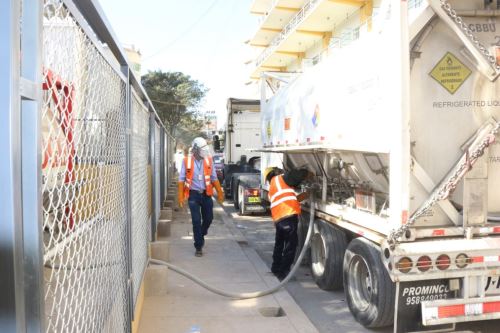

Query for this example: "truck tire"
[310,219,347,290]
[295,213,310,266]
[238,184,246,216]
[233,180,240,210]
[223,164,240,198]
[343,238,395,328]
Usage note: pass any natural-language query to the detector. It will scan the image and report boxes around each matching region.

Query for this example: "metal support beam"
[123,65,134,330]
[388,0,411,229]
[72,0,129,66]
[428,0,498,80]
[149,112,157,241]
[21,0,45,331]
[0,1,25,331]
[160,128,166,204]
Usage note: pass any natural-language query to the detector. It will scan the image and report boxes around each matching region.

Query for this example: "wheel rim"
[348,254,373,312]
[311,233,326,276]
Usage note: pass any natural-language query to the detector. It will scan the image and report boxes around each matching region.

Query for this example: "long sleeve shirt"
[179,157,217,191]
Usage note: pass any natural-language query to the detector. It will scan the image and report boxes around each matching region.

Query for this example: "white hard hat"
[192,137,210,158]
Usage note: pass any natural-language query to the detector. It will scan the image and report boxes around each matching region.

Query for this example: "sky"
[99,0,260,127]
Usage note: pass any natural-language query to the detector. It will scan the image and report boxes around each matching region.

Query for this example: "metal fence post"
[160,128,165,205]
[21,0,44,331]
[167,131,171,189]
[0,0,25,331]
[149,111,157,241]
[122,65,134,331]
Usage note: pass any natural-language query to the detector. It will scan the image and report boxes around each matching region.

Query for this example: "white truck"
[224,98,261,164]
[222,98,265,214]
[259,0,500,332]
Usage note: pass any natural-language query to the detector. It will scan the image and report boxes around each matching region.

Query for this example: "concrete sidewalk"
[138,204,318,333]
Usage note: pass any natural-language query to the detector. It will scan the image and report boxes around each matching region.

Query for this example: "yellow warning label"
[266,120,271,138]
[430,52,472,95]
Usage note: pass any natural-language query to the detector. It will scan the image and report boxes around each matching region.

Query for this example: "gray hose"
[150,193,316,299]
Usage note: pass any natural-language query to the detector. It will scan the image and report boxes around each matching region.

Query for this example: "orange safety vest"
[268,174,301,222]
[183,155,214,199]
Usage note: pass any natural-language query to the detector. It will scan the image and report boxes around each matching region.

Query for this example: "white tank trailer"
[260,0,500,331]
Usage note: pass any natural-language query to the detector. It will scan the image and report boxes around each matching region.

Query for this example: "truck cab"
[223,98,266,215]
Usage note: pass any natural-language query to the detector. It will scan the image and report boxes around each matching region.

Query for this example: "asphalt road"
[220,202,499,333]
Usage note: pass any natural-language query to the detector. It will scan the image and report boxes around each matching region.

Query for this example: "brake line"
[150,194,315,300]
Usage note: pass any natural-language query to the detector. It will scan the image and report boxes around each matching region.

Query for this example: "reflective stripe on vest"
[204,157,211,189]
[184,155,194,192]
[183,156,213,199]
[268,175,300,221]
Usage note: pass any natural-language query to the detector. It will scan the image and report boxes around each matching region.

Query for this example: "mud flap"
[394,279,456,333]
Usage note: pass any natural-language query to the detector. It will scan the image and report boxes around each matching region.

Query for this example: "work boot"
[195,249,203,257]
[276,271,294,281]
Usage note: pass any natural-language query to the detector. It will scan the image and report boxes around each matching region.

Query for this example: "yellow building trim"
[250,43,270,47]
[260,65,287,71]
[296,29,329,37]
[360,0,373,32]
[328,0,365,6]
[261,27,283,33]
[322,32,332,51]
[276,50,306,58]
[275,6,300,12]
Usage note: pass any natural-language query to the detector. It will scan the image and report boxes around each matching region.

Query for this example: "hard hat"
[192,137,210,158]
[264,167,282,183]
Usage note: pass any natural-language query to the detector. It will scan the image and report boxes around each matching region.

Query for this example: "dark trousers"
[188,191,213,250]
[271,214,298,277]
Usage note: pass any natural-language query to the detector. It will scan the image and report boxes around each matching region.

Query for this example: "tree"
[141,70,208,143]
[177,116,206,146]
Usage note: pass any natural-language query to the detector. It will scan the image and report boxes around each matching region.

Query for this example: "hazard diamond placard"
[429,52,472,94]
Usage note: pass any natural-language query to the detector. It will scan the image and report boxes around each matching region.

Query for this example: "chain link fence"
[131,90,151,307]
[37,0,174,331]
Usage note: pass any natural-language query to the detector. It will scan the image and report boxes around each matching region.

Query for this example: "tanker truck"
[259,0,500,332]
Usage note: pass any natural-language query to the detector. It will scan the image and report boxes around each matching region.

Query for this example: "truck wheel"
[233,180,240,210]
[295,213,310,266]
[310,219,347,290]
[343,238,395,328]
[238,184,246,216]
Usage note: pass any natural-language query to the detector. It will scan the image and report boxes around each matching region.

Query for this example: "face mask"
[199,147,209,158]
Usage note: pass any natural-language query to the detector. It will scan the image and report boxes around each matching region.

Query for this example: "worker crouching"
[265,167,311,280]
[178,137,224,257]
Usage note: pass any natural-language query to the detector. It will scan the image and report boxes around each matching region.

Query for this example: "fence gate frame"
[0,0,174,331]
[1,0,45,331]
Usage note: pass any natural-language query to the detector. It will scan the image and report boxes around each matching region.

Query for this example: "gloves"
[178,182,185,208]
[212,180,225,204]
[297,191,310,203]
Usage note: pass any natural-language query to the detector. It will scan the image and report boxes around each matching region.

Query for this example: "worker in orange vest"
[264,166,311,280]
[178,137,224,257]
